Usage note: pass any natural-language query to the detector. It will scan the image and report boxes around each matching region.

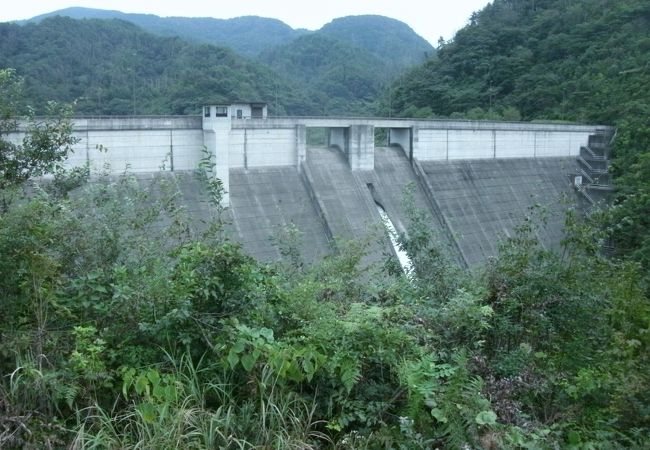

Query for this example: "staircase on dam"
[575,131,615,205]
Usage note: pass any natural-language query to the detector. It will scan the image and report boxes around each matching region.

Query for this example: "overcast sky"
[1,1,491,45]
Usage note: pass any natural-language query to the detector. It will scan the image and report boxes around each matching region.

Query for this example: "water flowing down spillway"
[376,204,413,275]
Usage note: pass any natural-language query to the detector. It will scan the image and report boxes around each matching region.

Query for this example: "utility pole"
[131,50,137,116]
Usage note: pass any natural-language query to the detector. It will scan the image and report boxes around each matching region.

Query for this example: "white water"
[376,205,413,276]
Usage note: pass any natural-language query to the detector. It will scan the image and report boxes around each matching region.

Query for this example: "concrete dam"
[13,103,612,268]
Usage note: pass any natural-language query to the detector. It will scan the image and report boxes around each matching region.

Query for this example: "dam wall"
[10,116,204,173]
[226,166,331,264]
[415,126,591,160]
[228,128,298,168]
[5,109,613,268]
[231,117,608,171]
[415,157,579,267]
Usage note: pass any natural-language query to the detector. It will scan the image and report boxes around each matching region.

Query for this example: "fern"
[399,351,496,448]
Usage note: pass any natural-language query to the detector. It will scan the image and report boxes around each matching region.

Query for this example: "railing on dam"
[14,115,204,132]
[15,114,611,135]
[232,116,612,133]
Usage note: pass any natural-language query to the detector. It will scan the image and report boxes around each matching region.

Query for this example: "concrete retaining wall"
[229,128,297,168]
[9,116,205,173]
[75,128,204,172]
[415,128,592,161]
[388,128,412,158]
[8,116,609,176]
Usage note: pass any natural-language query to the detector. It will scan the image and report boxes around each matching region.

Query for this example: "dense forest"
[1,0,650,448]
[22,7,306,57]
[24,8,434,66]
[382,0,649,124]
[0,17,315,115]
[259,34,388,115]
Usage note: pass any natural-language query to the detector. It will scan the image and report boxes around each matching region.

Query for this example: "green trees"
[0,69,77,198]
[259,34,388,115]
[0,14,426,117]
[2,1,649,447]
[384,0,649,123]
[0,18,300,115]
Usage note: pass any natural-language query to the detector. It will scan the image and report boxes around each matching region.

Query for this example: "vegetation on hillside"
[25,7,302,58]
[317,15,433,74]
[0,17,313,116]
[24,8,434,68]
[257,16,433,114]
[382,0,649,122]
[259,34,388,115]
[7,10,434,117]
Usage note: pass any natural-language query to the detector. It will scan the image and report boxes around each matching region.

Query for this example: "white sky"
[1,1,491,45]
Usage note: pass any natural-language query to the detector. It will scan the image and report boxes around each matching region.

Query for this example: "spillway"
[375,204,413,275]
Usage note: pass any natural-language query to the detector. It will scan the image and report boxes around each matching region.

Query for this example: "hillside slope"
[319,15,432,74]
[16,9,435,116]
[384,0,649,123]
[0,17,311,115]
[23,7,434,70]
[259,34,388,115]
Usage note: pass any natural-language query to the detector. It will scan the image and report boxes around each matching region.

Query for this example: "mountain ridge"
[7,7,435,116]
[19,6,434,64]
[19,7,302,57]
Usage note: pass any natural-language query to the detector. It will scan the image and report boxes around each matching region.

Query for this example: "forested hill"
[9,10,434,116]
[319,15,433,73]
[259,34,388,115]
[384,0,649,125]
[0,17,312,115]
[23,7,303,58]
[23,7,434,70]
[256,15,433,115]
[385,0,650,288]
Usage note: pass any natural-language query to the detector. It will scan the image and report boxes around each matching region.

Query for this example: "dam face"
[7,104,612,267]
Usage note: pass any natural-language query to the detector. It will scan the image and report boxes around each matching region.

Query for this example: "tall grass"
[72,352,331,449]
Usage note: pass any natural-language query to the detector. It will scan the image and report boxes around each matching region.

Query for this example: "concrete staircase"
[574,130,615,205]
